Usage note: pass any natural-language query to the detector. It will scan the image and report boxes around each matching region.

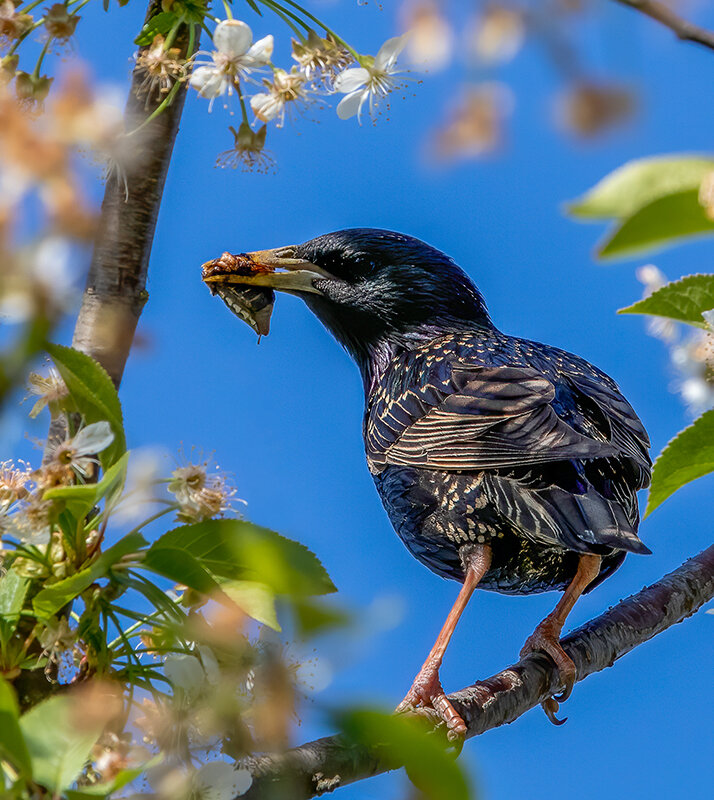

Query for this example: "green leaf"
[20,695,105,793]
[33,531,147,618]
[619,274,714,326]
[567,156,714,220]
[0,677,32,779]
[44,452,129,518]
[292,597,352,638]
[0,571,29,642]
[143,519,336,598]
[338,709,470,800]
[134,11,177,46]
[597,190,714,260]
[219,580,280,630]
[646,409,714,515]
[46,343,126,469]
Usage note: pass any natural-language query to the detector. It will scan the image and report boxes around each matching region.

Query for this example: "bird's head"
[203,228,492,381]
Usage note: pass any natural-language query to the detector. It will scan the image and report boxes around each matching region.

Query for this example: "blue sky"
[12,1,714,797]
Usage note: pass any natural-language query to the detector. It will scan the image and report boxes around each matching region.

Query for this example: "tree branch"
[241,545,714,799]
[70,1,198,386]
[611,0,714,51]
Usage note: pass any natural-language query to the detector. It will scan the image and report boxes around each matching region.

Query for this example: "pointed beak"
[201,246,331,295]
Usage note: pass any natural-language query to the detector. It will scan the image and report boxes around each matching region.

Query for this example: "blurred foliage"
[567,155,714,513]
[0,341,469,799]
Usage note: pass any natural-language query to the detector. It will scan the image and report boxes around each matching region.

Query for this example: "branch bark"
[71,2,198,386]
[611,0,714,51]
[241,545,714,799]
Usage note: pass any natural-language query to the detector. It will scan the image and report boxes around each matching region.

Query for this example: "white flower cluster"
[187,20,410,168]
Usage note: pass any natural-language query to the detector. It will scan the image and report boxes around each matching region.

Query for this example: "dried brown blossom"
[216,123,275,173]
[431,82,512,161]
[135,34,187,107]
[15,70,53,109]
[44,3,79,44]
[291,30,352,86]
[556,82,635,137]
[0,1,33,49]
[468,5,525,64]
[27,366,68,417]
[0,460,30,512]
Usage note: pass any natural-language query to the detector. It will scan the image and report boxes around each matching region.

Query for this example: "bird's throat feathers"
[303,281,493,393]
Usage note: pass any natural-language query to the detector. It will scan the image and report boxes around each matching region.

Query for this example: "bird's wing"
[367,363,623,473]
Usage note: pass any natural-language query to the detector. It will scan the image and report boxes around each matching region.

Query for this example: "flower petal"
[375,32,410,70]
[244,34,274,67]
[213,19,253,59]
[333,67,369,94]
[72,421,115,456]
[164,654,205,696]
[250,93,278,121]
[336,89,367,120]
[189,66,226,98]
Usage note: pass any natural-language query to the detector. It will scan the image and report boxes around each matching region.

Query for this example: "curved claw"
[542,696,568,726]
[521,621,577,723]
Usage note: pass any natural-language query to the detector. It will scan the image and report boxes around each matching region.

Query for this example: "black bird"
[203,228,651,734]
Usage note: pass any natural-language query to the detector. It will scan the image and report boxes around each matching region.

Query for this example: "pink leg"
[520,553,602,724]
[396,544,492,738]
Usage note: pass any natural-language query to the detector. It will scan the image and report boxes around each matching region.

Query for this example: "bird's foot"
[520,619,576,725]
[396,659,467,739]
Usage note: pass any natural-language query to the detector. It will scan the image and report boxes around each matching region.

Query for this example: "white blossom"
[193,761,253,800]
[334,33,410,123]
[49,421,115,479]
[164,653,205,697]
[189,20,273,109]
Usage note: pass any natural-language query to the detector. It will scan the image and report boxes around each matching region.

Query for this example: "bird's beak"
[201,246,331,295]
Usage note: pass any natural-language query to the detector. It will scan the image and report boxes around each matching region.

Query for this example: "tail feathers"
[535,484,651,555]
[483,473,651,555]
[565,488,651,554]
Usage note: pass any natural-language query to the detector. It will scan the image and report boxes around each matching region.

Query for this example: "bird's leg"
[520,553,602,724]
[396,543,491,738]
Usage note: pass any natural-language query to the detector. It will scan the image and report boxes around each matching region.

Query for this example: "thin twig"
[612,0,714,51]
[240,545,714,799]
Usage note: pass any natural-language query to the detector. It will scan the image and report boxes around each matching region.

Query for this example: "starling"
[203,228,651,734]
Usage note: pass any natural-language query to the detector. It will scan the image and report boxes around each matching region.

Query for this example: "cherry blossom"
[189,20,273,109]
[333,33,409,122]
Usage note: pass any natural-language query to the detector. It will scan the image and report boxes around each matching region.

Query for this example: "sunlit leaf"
[338,709,471,800]
[43,452,129,518]
[619,273,714,327]
[597,190,714,260]
[0,677,32,779]
[33,531,147,618]
[0,571,29,642]
[646,409,714,515]
[567,156,714,220]
[46,343,126,469]
[20,695,105,793]
[143,519,336,598]
[220,580,280,630]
